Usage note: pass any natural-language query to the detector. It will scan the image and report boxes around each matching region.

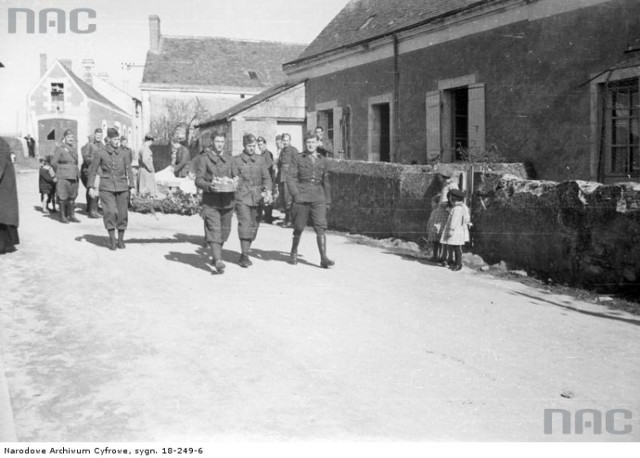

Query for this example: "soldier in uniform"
[81,128,104,218]
[276,133,299,228]
[233,133,272,268]
[87,128,136,251]
[194,132,238,274]
[287,133,335,268]
[51,129,80,223]
[256,136,276,224]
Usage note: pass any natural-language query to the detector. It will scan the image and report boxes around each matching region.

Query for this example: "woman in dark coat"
[0,142,20,254]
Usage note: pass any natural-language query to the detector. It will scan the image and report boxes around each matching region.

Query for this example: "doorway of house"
[371,103,391,162]
[37,118,77,159]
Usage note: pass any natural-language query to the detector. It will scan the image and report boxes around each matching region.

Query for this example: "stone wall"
[326,160,640,292]
[472,176,640,292]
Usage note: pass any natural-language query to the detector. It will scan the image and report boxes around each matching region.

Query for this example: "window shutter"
[426,90,441,161]
[468,83,486,155]
[306,111,317,133]
[333,106,343,153]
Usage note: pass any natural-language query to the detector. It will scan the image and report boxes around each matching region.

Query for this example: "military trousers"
[203,205,233,244]
[291,201,327,235]
[235,202,260,241]
[100,190,129,231]
[56,178,79,201]
[277,182,292,211]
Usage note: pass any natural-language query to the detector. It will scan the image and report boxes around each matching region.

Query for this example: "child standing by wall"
[440,188,471,271]
[39,157,57,214]
[426,168,458,263]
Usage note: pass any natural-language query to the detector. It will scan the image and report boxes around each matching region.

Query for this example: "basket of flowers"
[211,176,239,193]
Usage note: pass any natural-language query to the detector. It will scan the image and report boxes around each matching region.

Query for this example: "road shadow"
[381,250,435,266]
[165,248,214,274]
[250,247,316,267]
[75,232,204,248]
[510,291,640,326]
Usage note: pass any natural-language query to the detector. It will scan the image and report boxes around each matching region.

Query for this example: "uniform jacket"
[173,145,191,178]
[87,144,134,192]
[195,150,238,209]
[287,150,331,204]
[51,144,80,180]
[0,149,19,227]
[233,152,272,206]
[276,145,299,183]
[81,140,104,169]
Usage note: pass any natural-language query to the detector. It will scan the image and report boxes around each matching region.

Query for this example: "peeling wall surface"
[327,160,640,292]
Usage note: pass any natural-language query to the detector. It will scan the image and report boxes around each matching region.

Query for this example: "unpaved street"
[1,170,640,441]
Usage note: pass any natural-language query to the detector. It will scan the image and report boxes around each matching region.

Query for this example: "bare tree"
[149,98,210,145]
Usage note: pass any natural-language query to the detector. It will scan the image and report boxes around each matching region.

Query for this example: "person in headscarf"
[0,139,20,254]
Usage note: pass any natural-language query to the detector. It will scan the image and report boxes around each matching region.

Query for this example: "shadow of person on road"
[75,234,111,248]
[250,247,316,267]
[165,248,214,274]
[76,232,205,247]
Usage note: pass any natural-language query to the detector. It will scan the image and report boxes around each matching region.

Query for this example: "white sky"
[0,0,350,134]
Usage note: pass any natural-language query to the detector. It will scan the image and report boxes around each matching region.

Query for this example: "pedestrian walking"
[51,129,80,223]
[138,134,157,196]
[276,133,299,228]
[256,136,276,224]
[87,128,136,251]
[426,166,458,263]
[440,188,471,271]
[0,141,19,254]
[171,137,191,178]
[195,132,238,274]
[81,128,104,219]
[38,156,57,214]
[287,133,334,268]
[233,133,272,268]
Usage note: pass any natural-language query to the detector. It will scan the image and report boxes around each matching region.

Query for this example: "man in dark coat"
[276,133,299,227]
[81,128,104,218]
[0,141,19,254]
[171,137,192,178]
[195,132,238,274]
[51,129,80,223]
[24,134,36,158]
[287,133,334,268]
[315,126,334,158]
[256,136,275,224]
[87,128,136,250]
[233,133,272,268]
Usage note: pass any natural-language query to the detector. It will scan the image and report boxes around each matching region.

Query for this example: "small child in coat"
[39,157,57,214]
[440,188,471,271]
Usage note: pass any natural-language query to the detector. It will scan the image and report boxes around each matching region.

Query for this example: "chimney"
[82,58,95,86]
[60,59,72,70]
[149,15,161,53]
[40,53,47,76]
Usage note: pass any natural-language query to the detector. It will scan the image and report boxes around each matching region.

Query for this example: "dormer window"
[51,82,64,112]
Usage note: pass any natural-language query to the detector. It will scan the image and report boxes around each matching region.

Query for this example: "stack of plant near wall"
[130,189,202,216]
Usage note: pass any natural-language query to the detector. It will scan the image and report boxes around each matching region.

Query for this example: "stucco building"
[284,0,640,183]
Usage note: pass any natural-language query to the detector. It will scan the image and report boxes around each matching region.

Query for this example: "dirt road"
[1,171,639,441]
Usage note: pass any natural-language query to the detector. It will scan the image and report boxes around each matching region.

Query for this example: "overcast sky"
[0,0,350,134]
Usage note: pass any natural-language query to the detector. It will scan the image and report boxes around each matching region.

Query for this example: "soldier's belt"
[300,179,322,184]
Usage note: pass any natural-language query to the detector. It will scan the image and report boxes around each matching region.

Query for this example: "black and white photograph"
[1,0,640,452]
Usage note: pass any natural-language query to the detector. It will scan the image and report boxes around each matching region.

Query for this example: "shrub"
[131,188,202,216]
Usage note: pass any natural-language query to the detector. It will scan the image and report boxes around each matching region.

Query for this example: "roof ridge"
[162,34,307,46]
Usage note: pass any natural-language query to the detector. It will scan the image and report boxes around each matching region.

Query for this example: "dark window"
[451,87,469,161]
[247,71,258,80]
[51,82,64,111]
[47,129,56,140]
[607,78,640,176]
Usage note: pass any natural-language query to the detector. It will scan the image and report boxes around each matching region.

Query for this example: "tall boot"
[430,242,440,263]
[68,200,80,223]
[59,201,69,224]
[283,209,292,228]
[210,242,225,273]
[239,239,253,268]
[108,229,117,251]
[88,197,100,218]
[42,196,49,214]
[317,234,335,268]
[290,234,301,265]
[117,230,126,249]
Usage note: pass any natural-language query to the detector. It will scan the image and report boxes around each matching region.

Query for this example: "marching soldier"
[51,129,80,224]
[233,133,272,268]
[276,133,299,228]
[194,132,238,274]
[81,128,104,218]
[287,133,335,268]
[87,128,136,251]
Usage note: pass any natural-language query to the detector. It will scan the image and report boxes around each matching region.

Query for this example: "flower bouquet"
[211,176,239,193]
[260,188,274,205]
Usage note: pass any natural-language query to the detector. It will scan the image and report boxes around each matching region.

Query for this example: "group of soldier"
[195,128,335,273]
[48,123,335,272]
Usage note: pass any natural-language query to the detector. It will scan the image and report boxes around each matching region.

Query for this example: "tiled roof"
[142,36,307,88]
[197,81,302,127]
[292,0,498,62]
[59,61,129,115]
